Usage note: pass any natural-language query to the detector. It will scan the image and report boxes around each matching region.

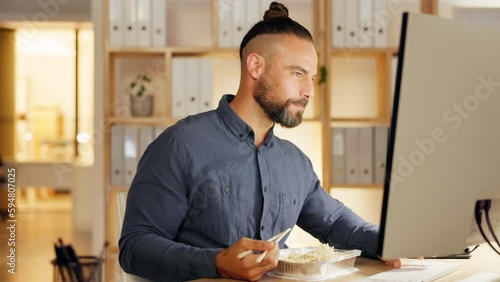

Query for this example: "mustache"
[287,98,308,108]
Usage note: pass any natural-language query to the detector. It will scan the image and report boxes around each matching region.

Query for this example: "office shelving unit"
[322,0,438,189]
[102,0,320,280]
[101,0,437,280]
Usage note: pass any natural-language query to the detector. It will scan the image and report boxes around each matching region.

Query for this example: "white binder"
[109,0,124,46]
[110,125,125,186]
[373,0,388,48]
[374,126,389,185]
[332,0,346,48]
[139,126,154,158]
[137,0,151,47]
[346,127,359,184]
[151,0,166,46]
[246,0,260,33]
[171,57,187,118]
[358,0,373,48]
[345,0,358,48]
[359,127,374,184]
[123,0,138,46]
[199,58,213,113]
[123,125,139,185]
[232,1,246,47]
[186,58,200,116]
[331,127,346,185]
[259,0,272,15]
[218,2,233,47]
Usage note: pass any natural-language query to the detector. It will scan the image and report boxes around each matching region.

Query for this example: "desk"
[3,159,94,233]
[196,245,500,281]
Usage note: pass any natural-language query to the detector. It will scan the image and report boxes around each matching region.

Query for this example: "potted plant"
[129,74,154,117]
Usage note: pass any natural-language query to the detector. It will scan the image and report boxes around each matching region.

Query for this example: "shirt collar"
[216,94,275,145]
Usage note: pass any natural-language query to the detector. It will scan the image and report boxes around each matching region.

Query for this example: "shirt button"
[264,187,267,192]
[261,226,265,231]
[238,133,244,138]
[224,186,230,193]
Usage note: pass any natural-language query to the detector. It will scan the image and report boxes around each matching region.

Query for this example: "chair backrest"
[116,191,149,282]
[116,192,128,236]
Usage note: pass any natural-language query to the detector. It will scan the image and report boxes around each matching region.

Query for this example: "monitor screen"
[378,12,500,259]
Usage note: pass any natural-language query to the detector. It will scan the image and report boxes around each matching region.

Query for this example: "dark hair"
[239,2,313,60]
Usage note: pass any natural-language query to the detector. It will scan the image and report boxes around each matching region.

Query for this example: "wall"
[0,0,91,22]
[439,0,500,18]
[91,0,106,256]
[0,29,16,158]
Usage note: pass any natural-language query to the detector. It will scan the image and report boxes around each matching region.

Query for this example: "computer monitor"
[378,12,500,259]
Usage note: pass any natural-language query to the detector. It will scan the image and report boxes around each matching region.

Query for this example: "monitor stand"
[424,246,478,259]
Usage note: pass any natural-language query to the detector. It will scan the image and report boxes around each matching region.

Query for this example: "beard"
[253,76,308,128]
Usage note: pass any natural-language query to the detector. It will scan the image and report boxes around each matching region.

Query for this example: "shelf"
[107,116,321,125]
[107,117,179,126]
[331,47,398,56]
[107,185,130,192]
[170,46,239,57]
[331,184,383,189]
[331,47,398,55]
[329,117,391,126]
[302,117,322,123]
[107,47,167,55]
[106,46,242,57]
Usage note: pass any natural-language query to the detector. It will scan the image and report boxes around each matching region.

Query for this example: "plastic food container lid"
[269,247,361,281]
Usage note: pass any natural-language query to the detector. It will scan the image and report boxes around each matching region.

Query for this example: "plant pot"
[130,95,153,117]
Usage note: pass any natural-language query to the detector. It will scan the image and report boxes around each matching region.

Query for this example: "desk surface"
[196,245,500,281]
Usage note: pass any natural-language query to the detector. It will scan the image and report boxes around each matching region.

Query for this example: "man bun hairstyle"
[239,1,313,60]
[263,2,289,20]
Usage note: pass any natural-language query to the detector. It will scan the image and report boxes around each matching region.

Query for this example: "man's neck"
[229,94,273,147]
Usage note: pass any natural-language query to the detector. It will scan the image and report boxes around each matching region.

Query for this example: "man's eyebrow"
[287,65,317,77]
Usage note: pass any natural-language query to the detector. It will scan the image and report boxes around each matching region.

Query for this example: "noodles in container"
[273,244,361,280]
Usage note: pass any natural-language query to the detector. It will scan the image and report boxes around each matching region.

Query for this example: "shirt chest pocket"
[192,181,246,246]
[273,193,301,235]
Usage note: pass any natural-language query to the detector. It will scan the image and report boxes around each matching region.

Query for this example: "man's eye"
[293,72,303,78]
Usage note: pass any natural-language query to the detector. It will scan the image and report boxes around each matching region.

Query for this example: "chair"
[116,191,150,282]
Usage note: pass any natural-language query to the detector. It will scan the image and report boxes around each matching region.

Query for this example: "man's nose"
[301,78,315,100]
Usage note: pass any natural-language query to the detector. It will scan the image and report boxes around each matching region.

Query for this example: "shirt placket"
[257,147,274,240]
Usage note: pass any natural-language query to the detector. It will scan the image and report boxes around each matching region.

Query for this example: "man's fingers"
[239,238,275,252]
[390,259,402,268]
[379,256,403,269]
[240,242,279,266]
[218,240,280,281]
[384,259,402,268]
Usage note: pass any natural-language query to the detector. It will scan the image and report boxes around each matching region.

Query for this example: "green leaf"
[318,65,327,84]
[130,73,153,96]
[138,85,145,96]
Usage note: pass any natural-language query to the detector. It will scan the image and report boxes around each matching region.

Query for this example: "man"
[119,3,400,281]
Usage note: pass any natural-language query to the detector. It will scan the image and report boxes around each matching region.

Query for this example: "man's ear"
[246,53,265,80]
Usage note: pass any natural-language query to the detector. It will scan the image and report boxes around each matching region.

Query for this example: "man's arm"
[296,178,380,259]
[119,131,221,281]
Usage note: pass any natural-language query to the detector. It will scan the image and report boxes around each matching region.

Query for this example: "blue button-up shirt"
[119,94,379,282]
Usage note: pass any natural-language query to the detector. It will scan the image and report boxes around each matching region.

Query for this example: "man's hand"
[216,238,279,281]
[383,258,402,268]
